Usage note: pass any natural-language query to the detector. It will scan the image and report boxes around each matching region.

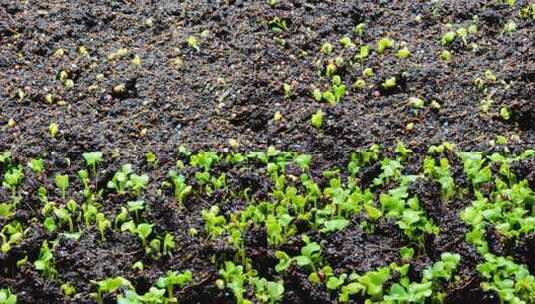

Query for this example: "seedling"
[168,170,192,207]
[356,45,369,60]
[500,107,511,120]
[127,200,145,223]
[3,167,24,202]
[82,151,103,177]
[34,241,56,279]
[502,20,517,35]
[377,38,394,54]
[339,36,354,48]
[186,36,199,51]
[156,270,192,302]
[93,276,132,304]
[440,50,451,61]
[0,288,17,304]
[397,47,411,58]
[441,31,455,46]
[353,79,365,89]
[251,277,285,304]
[381,77,397,90]
[362,68,374,78]
[96,213,110,241]
[310,110,323,129]
[409,97,425,109]
[320,42,333,54]
[202,206,226,238]
[27,158,44,175]
[55,174,69,201]
[282,83,292,99]
[353,23,365,36]
[49,122,59,138]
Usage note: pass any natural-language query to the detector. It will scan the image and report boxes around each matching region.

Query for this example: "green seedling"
[53,207,74,232]
[34,241,56,279]
[186,36,199,51]
[93,276,133,304]
[251,277,285,304]
[27,158,44,175]
[0,289,17,304]
[381,77,397,90]
[202,206,227,238]
[156,270,192,302]
[49,122,59,138]
[377,38,394,54]
[107,164,133,194]
[3,167,24,202]
[440,50,452,61]
[96,213,111,241]
[127,200,145,223]
[320,42,333,54]
[356,45,369,60]
[82,151,103,177]
[311,110,323,129]
[339,36,354,48]
[162,233,175,256]
[441,31,455,46]
[55,174,69,201]
[397,47,411,58]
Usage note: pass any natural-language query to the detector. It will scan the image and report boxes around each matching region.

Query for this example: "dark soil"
[0,0,534,303]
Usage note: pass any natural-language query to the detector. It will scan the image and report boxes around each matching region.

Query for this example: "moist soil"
[0,0,534,303]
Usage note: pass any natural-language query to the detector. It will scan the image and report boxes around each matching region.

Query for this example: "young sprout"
[64,79,74,90]
[353,23,365,36]
[162,233,175,256]
[273,111,283,121]
[145,150,158,166]
[382,77,397,90]
[325,63,336,77]
[397,47,411,58]
[339,36,354,48]
[107,48,129,61]
[353,79,366,89]
[320,42,333,54]
[500,107,511,120]
[49,122,59,138]
[186,36,199,51]
[3,167,24,201]
[377,37,394,54]
[356,45,369,60]
[502,20,517,35]
[55,174,69,201]
[127,200,145,222]
[156,270,192,302]
[312,88,322,102]
[27,158,44,175]
[409,97,425,109]
[0,288,17,304]
[440,50,452,61]
[82,151,103,177]
[267,0,279,6]
[456,27,468,44]
[136,223,153,247]
[282,83,293,99]
[168,170,192,208]
[53,207,74,232]
[34,241,56,279]
[310,110,323,129]
[96,213,110,241]
[61,283,76,297]
[441,31,456,46]
[362,68,374,78]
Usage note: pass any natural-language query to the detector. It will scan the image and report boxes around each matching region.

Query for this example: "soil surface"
[0,0,534,303]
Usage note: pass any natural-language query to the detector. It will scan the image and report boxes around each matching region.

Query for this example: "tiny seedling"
[310,110,323,129]
[55,174,69,201]
[377,38,394,54]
